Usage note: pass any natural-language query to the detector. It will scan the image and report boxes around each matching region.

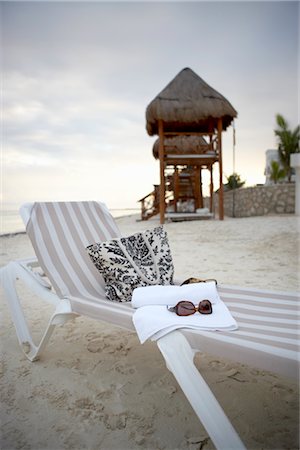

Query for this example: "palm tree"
[274,114,300,182]
[269,160,286,184]
[225,173,245,190]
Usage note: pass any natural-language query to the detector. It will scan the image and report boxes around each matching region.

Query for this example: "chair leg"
[1,263,77,362]
[157,331,246,450]
[25,321,57,362]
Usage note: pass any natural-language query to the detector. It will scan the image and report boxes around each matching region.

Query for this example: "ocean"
[0,208,140,236]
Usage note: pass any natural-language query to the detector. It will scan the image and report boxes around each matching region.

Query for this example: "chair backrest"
[23,201,121,300]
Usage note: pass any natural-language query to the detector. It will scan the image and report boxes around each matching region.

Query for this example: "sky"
[2,1,299,211]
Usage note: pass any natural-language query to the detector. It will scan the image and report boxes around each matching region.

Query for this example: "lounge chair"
[1,201,299,450]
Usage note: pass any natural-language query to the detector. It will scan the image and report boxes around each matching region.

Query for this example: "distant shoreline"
[1,208,140,237]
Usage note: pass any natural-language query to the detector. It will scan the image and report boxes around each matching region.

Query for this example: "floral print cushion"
[86,226,174,302]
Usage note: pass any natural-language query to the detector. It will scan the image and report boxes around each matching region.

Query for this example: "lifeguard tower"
[140,68,237,223]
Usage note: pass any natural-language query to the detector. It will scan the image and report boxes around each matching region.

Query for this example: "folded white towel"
[133,302,238,344]
[132,282,220,308]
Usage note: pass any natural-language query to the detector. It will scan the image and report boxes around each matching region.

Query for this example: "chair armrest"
[18,258,52,290]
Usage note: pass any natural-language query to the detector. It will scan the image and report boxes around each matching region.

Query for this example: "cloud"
[2,1,299,210]
[3,70,151,163]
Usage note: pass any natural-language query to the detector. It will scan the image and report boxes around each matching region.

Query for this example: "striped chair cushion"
[26,201,121,301]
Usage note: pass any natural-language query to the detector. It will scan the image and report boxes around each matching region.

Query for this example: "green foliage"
[225,173,245,190]
[274,114,300,182]
[269,160,286,184]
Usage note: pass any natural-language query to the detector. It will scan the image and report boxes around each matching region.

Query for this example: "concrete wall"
[210,183,295,217]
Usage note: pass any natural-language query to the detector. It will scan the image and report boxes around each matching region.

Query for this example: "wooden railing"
[138,186,160,221]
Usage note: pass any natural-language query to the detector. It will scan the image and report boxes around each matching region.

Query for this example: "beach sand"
[0,214,299,450]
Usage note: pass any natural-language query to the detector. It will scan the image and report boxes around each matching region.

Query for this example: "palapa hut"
[145,67,237,223]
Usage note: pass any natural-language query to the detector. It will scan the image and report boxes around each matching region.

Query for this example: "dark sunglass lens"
[199,300,212,314]
[177,301,195,316]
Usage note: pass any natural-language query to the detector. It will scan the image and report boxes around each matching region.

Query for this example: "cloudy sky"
[2,1,299,211]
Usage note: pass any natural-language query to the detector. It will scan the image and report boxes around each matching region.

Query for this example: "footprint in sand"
[112,361,136,375]
[103,413,127,430]
[71,397,104,420]
[87,338,106,353]
[87,334,132,356]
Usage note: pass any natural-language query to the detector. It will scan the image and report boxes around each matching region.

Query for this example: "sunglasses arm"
[157,330,246,450]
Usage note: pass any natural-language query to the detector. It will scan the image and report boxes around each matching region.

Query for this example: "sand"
[0,214,299,450]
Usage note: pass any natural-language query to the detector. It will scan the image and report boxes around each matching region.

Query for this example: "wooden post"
[194,168,200,210]
[199,168,203,208]
[141,199,145,220]
[174,167,179,212]
[217,118,224,220]
[208,118,214,151]
[158,120,165,224]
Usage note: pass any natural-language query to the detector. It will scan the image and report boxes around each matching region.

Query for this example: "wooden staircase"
[138,185,160,221]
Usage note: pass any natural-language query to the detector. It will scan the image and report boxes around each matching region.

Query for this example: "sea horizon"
[0,207,140,236]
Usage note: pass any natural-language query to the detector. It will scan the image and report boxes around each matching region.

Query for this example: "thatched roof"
[152,135,210,159]
[146,68,237,135]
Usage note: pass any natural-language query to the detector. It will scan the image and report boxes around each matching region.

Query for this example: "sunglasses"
[180,278,217,286]
[168,299,213,316]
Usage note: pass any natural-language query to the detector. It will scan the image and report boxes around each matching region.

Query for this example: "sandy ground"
[0,214,299,450]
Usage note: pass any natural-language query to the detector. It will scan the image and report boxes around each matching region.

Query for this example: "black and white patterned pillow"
[86,226,174,302]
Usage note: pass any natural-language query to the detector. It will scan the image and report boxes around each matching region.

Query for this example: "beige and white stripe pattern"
[184,285,299,379]
[26,201,299,378]
[26,201,121,302]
